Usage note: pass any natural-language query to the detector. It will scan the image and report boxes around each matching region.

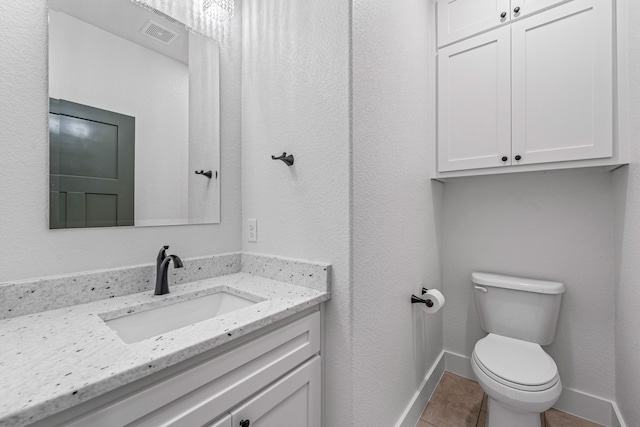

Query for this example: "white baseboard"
[444,350,474,379]
[610,401,627,427]
[554,387,620,427]
[442,351,626,427]
[394,351,445,427]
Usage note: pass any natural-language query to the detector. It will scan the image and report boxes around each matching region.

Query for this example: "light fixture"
[202,0,234,22]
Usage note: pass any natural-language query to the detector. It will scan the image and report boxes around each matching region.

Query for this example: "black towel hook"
[271,152,294,166]
[195,170,215,179]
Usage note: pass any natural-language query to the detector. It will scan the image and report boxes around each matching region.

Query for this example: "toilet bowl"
[470,272,565,427]
[471,334,562,426]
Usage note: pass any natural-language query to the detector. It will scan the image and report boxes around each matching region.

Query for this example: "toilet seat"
[473,334,559,392]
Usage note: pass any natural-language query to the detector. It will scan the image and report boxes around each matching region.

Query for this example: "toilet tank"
[471,272,565,345]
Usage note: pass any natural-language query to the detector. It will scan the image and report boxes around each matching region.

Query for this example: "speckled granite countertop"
[0,254,330,427]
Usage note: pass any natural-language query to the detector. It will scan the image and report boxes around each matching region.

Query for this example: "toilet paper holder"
[411,288,434,308]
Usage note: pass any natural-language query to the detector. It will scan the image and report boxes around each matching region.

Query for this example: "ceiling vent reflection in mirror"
[131,0,233,44]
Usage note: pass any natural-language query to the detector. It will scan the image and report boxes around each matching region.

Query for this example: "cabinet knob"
[501,156,508,162]
[240,421,250,427]
[515,155,522,161]
[500,11,507,18]
[514,6,521,13]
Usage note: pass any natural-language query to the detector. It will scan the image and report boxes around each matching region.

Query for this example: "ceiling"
[49,0,189,64]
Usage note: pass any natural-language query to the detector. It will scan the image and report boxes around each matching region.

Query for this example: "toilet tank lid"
[471,272,565,294]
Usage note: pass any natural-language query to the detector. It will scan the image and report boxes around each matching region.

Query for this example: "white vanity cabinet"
[437,0,613,175]
[437,0,569,47]
[35,311,321,427]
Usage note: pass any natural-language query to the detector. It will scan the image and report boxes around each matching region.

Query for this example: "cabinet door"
[206,413,232,427]
[511,0,612,166]
[230,357,321,427]
[438,26,511,172]
[437,0,510,47]
[511,0,571,19]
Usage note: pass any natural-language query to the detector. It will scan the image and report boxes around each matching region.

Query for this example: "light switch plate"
[247,219,257,243]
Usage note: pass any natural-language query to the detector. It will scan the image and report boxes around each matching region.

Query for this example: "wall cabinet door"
[437,0,570,47]
[511,0,612,166]
[512,0,571,19]
[230,357,321,427]
[206,414,232,427]
[437,0,510,47]
[437,26,511,172]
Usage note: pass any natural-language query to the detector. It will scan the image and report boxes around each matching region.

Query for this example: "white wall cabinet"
[437,0,510,47]
[34,311,321,427]
[437,0,569,47]
[437,0,613,175]
[512,0,572,19]
[206,414,232,427]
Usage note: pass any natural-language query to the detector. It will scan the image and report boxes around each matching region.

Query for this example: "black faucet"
[156,245,169,283]
[155,246,184,295]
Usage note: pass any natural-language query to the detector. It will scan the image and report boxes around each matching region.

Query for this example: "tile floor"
[417,372,604,427]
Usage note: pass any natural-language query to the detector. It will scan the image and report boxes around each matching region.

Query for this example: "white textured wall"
[240,0,351,425]
[443,171,616,399]
[352,0,444,425]
[188,33,221,225]
[0,1,242,282]
[613,0,640,425]
[49,11,190,226]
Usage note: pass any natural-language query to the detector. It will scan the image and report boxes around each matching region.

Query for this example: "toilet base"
[486,397,541,427]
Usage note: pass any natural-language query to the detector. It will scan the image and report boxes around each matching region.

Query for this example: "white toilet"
[470,272,565,427]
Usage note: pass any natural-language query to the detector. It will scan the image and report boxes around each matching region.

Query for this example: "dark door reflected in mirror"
[48,0,221,229]
[50,99,135,228]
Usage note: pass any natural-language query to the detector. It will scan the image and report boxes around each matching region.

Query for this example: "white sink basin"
[105,292,257,344]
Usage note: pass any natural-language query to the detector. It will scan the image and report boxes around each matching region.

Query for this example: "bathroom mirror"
[48,0,220,228]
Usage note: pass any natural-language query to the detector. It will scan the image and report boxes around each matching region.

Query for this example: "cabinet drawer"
[64,312,320,427]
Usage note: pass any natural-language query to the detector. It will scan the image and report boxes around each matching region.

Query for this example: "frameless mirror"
[48,0,220,228]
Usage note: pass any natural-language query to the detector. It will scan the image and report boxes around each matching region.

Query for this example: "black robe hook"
[195,170,214,179]
[271,152,294,166]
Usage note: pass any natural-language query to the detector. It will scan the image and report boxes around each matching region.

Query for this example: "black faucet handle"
[157,245,169,262]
